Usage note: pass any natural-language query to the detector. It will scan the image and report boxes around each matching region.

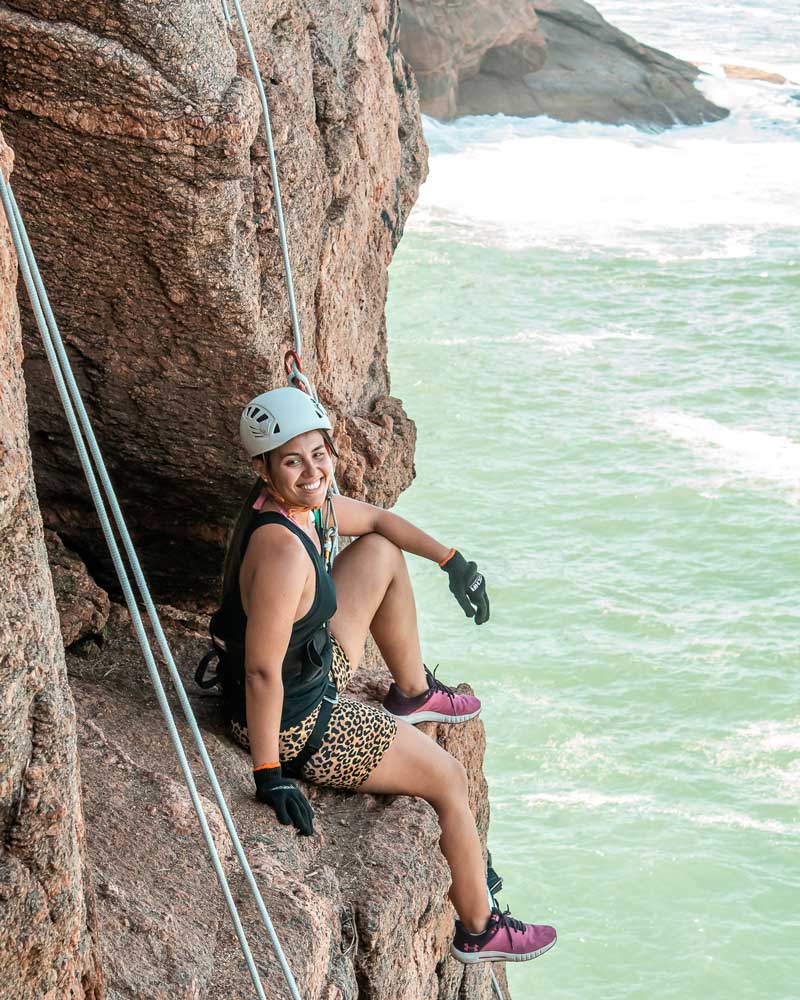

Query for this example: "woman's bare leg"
[358,721,491,932]
[330,534,489,928]
[330,534,428,697]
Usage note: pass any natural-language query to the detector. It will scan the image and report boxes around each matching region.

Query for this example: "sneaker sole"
[450,934,556,964]
[383,707,482,725]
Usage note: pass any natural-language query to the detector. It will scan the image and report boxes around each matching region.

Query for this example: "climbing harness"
[0,174,301,1000]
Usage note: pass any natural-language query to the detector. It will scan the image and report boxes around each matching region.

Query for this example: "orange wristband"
[438,547,456,568]
[253,761,280,772]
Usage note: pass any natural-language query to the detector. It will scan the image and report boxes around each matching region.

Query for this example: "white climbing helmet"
[240,386,333,458]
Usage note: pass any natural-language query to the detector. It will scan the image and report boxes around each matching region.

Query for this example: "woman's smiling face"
[257,430,333,508]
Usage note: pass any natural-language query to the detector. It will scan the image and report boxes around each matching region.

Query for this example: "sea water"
[385,2,800,997]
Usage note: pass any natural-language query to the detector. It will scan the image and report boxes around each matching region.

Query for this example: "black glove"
[440,549,490,625]
[253,766,314,836]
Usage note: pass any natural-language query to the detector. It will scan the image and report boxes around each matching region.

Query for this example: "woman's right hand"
[253,766,314,836]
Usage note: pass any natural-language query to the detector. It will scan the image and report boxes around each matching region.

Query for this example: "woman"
[215,386,556,965]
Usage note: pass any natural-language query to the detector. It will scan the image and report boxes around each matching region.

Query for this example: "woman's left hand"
[440,550,490,625]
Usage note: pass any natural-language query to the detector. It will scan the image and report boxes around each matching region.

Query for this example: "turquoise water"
[386,4,800,997]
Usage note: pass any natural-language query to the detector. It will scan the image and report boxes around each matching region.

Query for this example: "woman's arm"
[332,494,451,564]
[332,494,490,624]
[242,527,310,766]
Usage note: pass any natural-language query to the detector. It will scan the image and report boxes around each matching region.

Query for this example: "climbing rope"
[490,968,505,1000]
[0,174,303,1000]
[487,886,506,1000]
[224,1,341,565]
[226,0,302,361]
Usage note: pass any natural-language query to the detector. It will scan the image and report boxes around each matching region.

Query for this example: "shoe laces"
[424,664,457,706]
[496,907,527,935]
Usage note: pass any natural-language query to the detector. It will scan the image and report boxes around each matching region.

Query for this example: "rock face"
[0,0,426,603]
[0,129,103,999]
[1,7,510,997]
[46,530,111,648]
[67,606,508,1000]
[401,0,728,128]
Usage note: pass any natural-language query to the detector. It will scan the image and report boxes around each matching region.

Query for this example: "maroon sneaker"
[382,666,481,725]
[451,907,557,964]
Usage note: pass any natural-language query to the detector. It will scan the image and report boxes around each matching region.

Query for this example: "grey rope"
[0,173,303,1000]
[227,0,302,358]
[220,0,232,26]
[224,0,341,563]
[490,965,505,999]
[487,886,506,1000]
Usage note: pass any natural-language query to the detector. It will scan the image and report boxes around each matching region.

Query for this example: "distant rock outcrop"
[0,0,426,603]
[401,0,729,128]
[399,0,546,120]
[0,128,103,999]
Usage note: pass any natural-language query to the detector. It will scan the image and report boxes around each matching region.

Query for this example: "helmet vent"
[273,423,280,433]
[255,412,268,423]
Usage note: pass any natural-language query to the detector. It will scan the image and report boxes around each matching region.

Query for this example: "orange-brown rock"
[45,530,111,648]
[67,606,508,999]
[0,127,103,999]
[0,0,426,603]
[721,63,789,85]
[401,0,728,128]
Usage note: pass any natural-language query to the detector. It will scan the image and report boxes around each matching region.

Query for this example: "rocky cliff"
[66,606,506,999]
[0,3,509,998]
[0,127,103,999]
[0,0,426,603]
[401,0,728,128]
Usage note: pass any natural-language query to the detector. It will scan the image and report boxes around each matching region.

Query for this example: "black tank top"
[221,511,338,728]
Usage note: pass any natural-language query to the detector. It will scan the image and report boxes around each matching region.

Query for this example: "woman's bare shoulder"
[245,520,307,563]
[240,522,310,615]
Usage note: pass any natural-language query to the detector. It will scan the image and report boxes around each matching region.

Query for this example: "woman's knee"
[352,532,405,571]
[429,753,469,809]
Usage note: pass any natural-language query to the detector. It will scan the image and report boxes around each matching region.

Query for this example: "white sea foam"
[639,411,800,501]
[524,790,800,836]
[433,328,652,354]
[413,54,800,260]
[700,720,800,803]
[594,0,800,77]
[733,719,800,755]
[412,123,800,257]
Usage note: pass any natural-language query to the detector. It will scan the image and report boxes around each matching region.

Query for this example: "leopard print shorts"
[228,634,398,789]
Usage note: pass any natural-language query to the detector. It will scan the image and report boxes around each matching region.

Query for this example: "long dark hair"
[220,476,263,605]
